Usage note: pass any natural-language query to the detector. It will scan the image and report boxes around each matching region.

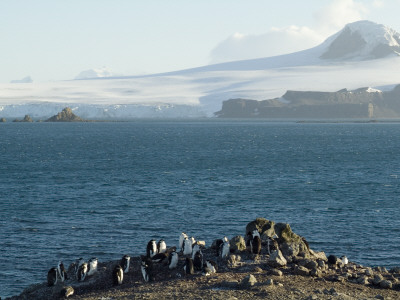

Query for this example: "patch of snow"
[366,87,382,93]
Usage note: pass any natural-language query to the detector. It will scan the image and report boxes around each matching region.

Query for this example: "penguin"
[203,260,218,276]
[47,267,58,286]
[182,237,193,255]
[120,255,130,273]
[151,252,168,263]
[168,251,179,269]
[87,257,98,276]
[60,286,74,298]
[146,239,158,258]
[112,265,124,285]
[192,243,201,259]
[219,240,230,258]
[214,239,224,256]
[252,229,260,238]
[76,262,88,282]
[183,257,194,275]
[57,261,68,282]
[74,258,85,277]
[340,255,349,265]
[157,239,167,254]
[193,249,203,271]
[251,235,261,255]
[141,257,153,282]
[246,231,253,248]
[179,232,188,250]
[190,236,196,245]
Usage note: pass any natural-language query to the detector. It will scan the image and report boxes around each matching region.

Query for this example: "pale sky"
[1,0,399,83]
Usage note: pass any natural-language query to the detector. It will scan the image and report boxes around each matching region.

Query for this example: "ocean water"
[1,120,400,298]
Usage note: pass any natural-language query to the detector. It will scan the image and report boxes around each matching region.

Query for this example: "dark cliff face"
[215,85,400,119]
[45,107,84,122]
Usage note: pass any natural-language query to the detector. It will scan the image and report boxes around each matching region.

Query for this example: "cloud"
[209,0,369,64]
[314,0,368,34]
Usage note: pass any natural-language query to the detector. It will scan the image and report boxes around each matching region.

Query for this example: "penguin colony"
[45,230,348,297]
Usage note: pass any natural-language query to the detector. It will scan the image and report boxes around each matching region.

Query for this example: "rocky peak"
[45,107,84,122]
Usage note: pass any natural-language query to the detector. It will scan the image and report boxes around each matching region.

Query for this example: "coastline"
[6,219,400,300]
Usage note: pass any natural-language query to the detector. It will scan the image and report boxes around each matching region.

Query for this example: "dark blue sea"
[1,120,400,298]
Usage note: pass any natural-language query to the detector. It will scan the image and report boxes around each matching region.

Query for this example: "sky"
[1,0,400,83]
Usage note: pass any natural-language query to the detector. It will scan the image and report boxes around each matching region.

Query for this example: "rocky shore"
[6,218,400,300]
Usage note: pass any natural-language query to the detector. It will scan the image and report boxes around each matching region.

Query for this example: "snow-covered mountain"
[320,20,400,60]
[1,20,400,119]
[74,67,114,80]
[10,76,33,84]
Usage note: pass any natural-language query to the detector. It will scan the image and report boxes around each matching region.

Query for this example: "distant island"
[215,85,400,119]
[45,107,85,122]
[6,107,87,123]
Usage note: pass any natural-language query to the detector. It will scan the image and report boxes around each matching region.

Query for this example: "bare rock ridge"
[216,85,400,119]
[7,218,400,300]
[45,107,84,122]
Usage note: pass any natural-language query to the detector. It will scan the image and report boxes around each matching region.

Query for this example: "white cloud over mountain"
[210,0,369,64]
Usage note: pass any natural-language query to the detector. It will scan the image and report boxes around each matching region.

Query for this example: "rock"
[13,114,33,122]
[45,107,85,122]
[229,236,246,253]
[310,268,322,277]
[266,278,274,286]
[274,223,310,258]
[356,275,369,285]
[372,274,384,285]
[227,254,239,267]
[379,280,392,289]
[239,274,257,289]
[268,249,287,267]
[0,117,6,122]
[309,250,328,261]
[390,266,400,274]
[294,265,310,276]
[253,266,263,273]
[305,260,318,270]
[365,267,374,276]
[270,268,283,276]
[245,218,275,239]
[327,255,339,265]
[317,259,326,270]
[220,280,239,289]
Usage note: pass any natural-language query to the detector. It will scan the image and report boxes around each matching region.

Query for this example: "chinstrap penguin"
[76,262,88,282]
[120,255,131,273]
[184,257,194,275]
[193,249,203,271]
[47,267,58,286]
[57,261,68,282]
[141,257,154,282]
[168,251,179,269]
[146,239,158,258]
[87,257,98,276]
[112,265,124,285]
[157,239,167,254]
[203,260,218,276]
[219,240,230,258]
[179,232,188,250]
[182,236,193,255]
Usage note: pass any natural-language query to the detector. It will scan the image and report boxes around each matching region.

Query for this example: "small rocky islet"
[7,218,400,300]
[8,107,86,123]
